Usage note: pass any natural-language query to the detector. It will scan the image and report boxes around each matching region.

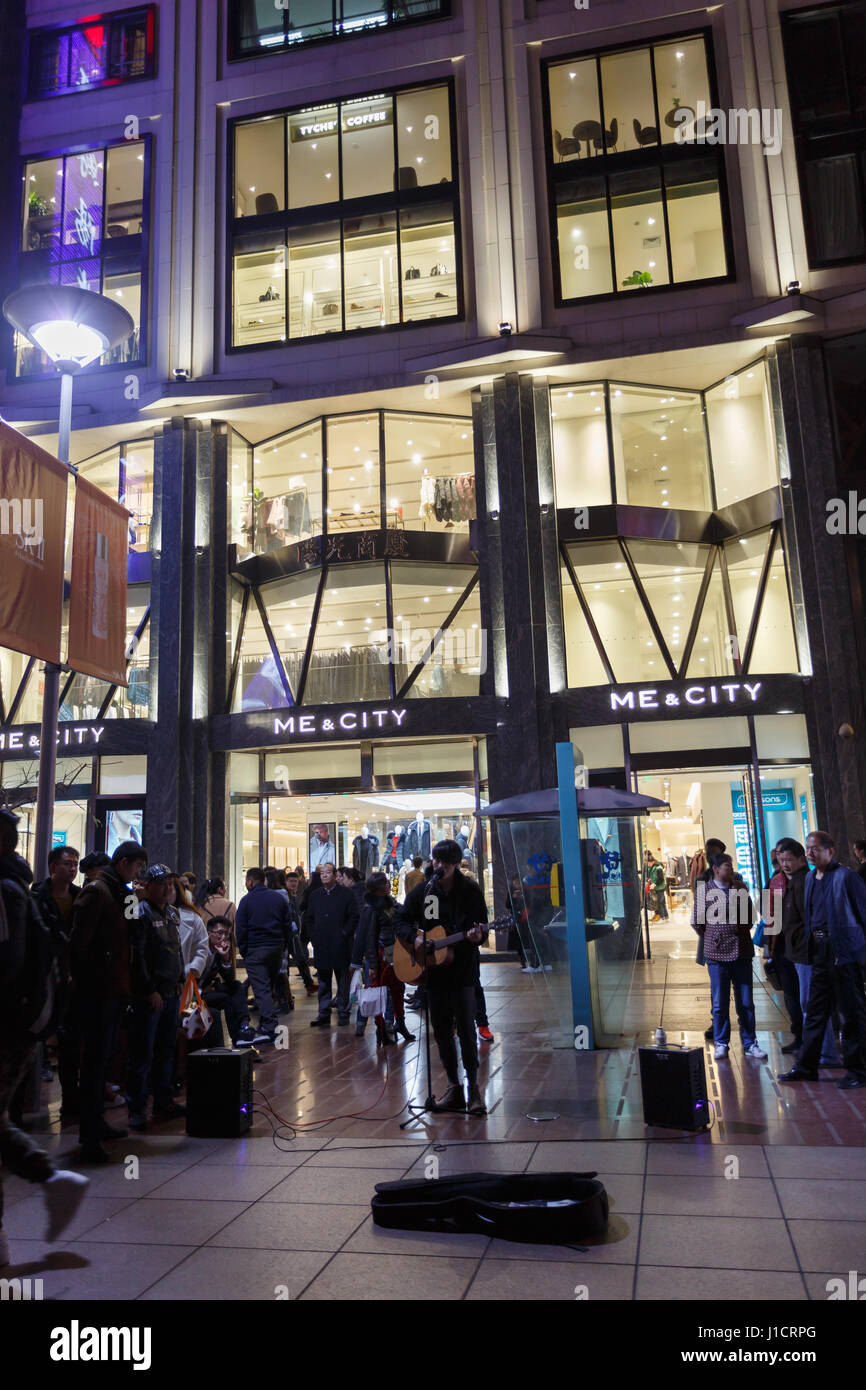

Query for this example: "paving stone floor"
[4,910,865,1300]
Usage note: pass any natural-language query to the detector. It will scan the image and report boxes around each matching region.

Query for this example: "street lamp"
[2,285,134,878]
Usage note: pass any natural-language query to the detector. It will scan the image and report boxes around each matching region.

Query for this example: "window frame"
[226,0,450,62]
[225,77,463,354]
[541,28,735,307]
[13,135,152,381]
[781,1,866,269]
[27,6,156,100]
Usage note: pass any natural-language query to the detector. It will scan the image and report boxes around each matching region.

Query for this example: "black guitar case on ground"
[371,1170,608,1244]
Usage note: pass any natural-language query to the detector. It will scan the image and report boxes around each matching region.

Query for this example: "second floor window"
[16,139,148,377]
[544,34,731,302]
[782,1,866,266]
[229,82,461,348]
[228,0,447,58]
[28,7,155,99]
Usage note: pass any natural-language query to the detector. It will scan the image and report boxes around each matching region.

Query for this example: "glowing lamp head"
[29,318,108,368]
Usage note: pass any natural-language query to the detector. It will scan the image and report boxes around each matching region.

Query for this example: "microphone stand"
[401,872,442,1129]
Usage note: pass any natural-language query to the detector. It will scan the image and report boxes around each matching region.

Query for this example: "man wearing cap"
[0,807,89,1262]
[70,838,148,1162]
[126,864,186,1128]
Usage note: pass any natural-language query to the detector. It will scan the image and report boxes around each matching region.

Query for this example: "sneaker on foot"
[836,1073,866,1090]
[478,1025,494,1042]
[745,1043,767,1059]
[436,1082,466,1112]
[44,1170,90,1242]
[250,1032,275,1045]
[714,1043,729,1059]
[467,1083,487,1116]
[235,1025,257,1045]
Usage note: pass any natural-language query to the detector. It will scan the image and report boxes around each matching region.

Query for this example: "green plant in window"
[28,191,51,217]
[621,269,653,288]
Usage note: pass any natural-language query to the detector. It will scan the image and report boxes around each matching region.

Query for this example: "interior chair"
[398,165,418,189]
[632,118,658,147]
[255,192,279,215]
[593,117,618,153]
[554,128,578,160]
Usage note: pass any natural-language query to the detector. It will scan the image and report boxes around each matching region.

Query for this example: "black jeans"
[57,1005,84,1109]
[800,938,866,1077]
[200,981,249,1046]
[429,983,479,1085]
[126,995,181,1115]
[317,967,350,1021]
[77,995,128,1147]
[775,953,804,1043]
[289,933,315,989]
[244,944,284,1037]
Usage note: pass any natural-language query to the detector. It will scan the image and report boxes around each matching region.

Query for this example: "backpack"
[0,878,68,1040]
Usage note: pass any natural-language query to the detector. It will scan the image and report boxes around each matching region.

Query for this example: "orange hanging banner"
[68,476,129,686]
[0,421,68,665]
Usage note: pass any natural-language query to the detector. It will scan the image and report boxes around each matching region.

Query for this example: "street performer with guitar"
[394,838,489,1115]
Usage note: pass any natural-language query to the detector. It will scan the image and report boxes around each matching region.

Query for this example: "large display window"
[545,34,730,302]
[229,558,481,709]
[230,408,474,559]
[17,138,149,376]
[551,361,778,511]
[229,82,460,347]
[77,437,155,552]
[228,0,446,58]
[28,7,155,99]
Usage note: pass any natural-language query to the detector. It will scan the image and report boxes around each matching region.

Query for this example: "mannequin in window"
[405,811,431,862]
[352,823,379,878]
[381,824,407,872]
[456,821,473,861]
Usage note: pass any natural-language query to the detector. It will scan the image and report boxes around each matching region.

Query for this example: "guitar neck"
[423,916,511,951]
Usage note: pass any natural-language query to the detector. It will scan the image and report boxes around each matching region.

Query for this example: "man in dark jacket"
[69,838,148,1161]
[396,839,488,1114]
[34,845,81,1120]
[236,866,293,1044]
[304,862,359,1027]
[126,863,186,1127]
[779,830,866,1088]
[0,808,89,1261]
[773,838,840,1064]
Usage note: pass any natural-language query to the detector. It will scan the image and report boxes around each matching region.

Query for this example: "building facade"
[1,0,865,908]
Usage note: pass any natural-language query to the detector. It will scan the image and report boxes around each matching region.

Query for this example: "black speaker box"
[638,1045,710,1131]
[186,1047,253,1138]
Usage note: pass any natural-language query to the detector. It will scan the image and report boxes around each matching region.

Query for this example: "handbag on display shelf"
[179,974,213,1040]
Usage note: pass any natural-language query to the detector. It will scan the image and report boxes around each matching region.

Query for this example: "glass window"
[233,230,287,346]
[725,531,774,657]
[341,95,394,201]
[550,385,611,508]
[305,564,390,704]
[748,545,799,674]
[29,8,154,98]
[232,602,290,713]
[259,572,322,696]
[390,562,481,697]
[610,167,669,290]
[566,541,668,683]
[626,539,712,667]
[686,554,735,677]
[384,413,473,532]
[105,142,144,235]
[229,82,460,347]
[344,213,399,329]
[326,415,381,530]
[555,178,612,298]
[654,38,711,145]
[236,117,286,216]
[22,157,62,251]
[62,588,151,720]
[546,37,729,301]
[706,362,777,505]
[0,647,33,722]
[665,159,726,282]
[400,203,458,321]
[121,441,154,552]
[253,422,323,550]
[803,155,866,263]
[287,108,338,211]
[610,385,710,508]
[230,431,254,556]
[600,47,656,154]
[397,86,452,186]
[78,446,120,500]
[229,0,446,56]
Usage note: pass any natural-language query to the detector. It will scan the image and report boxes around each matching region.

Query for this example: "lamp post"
[2,285,134,879]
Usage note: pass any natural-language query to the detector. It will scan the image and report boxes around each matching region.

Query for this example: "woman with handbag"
[351,874,415,1045]
[691,854,768,1062]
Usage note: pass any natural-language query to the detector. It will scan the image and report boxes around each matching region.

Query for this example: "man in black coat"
[235,866,294,1045]
[396,839,488,1114]
[33,846,80,1120]
[304,862,359,1027]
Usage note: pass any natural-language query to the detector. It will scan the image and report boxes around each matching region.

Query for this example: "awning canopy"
[479,786,670,819]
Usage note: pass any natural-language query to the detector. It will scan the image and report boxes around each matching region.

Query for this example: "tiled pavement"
[3,923,866,1300]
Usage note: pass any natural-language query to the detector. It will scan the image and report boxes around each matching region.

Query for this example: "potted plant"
[621,269,653,288]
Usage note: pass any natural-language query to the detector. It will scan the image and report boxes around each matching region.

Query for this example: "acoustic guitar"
[392,916,513,985]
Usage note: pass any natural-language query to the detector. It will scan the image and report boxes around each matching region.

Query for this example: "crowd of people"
[689,829,866,1088]
[0,823,495,1264]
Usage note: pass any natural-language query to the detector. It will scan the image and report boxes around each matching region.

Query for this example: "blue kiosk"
[480,742,669,1049]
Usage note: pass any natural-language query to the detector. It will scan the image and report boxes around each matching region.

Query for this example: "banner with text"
[68,476,129,685]
[0,420,68,664]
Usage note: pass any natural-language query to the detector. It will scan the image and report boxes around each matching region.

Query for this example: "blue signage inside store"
[733,788,794,812]
[52,832,67,848]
